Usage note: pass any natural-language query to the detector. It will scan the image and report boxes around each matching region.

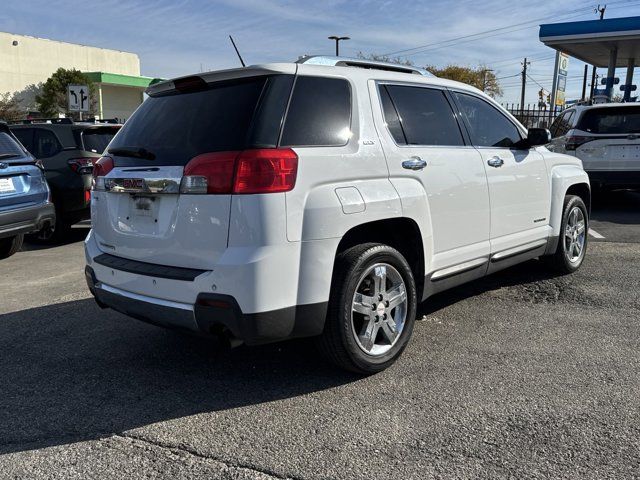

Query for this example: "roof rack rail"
[296,55,434,77]
[14,117,74,125]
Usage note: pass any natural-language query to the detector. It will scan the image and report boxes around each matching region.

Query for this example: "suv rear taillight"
[180,148,298,195]
[67,157,95,175]
[91,156,114,191]
[565,135,593,151]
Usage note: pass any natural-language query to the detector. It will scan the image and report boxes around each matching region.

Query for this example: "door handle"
[487,156,504,168]
[402,156,427,170]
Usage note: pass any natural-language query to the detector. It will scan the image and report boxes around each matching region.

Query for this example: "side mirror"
[527,128,551,147]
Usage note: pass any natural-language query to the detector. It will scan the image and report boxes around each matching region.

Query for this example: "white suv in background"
[548,103,640,190]
[85,56,590,373]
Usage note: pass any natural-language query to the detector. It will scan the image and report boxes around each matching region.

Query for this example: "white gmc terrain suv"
[85,56,590,373]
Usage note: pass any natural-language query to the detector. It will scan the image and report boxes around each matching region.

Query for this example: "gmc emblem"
[123,178,144,189]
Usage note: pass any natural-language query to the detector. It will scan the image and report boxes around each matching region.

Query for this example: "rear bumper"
[587,170,640,189]
[85,265,327,345]
[0,202,56,239]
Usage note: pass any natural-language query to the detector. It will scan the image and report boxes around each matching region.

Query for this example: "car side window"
[33,129,62,158]
[383,85,464,146]
[454,92,523,148]
[379,86,406,145]
[12,129,34,152]
[551,111,574,138]
[280,76,351,147]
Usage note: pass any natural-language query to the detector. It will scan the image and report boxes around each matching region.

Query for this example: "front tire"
[0,234,24,259]
[317,243,418,374]
[545,195,588,273]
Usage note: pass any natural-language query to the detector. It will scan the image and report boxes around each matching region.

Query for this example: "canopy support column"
[606,46,618,100]
[623,57,635,102]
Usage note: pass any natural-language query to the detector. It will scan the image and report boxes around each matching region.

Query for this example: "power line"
[382,0,640,60]
[382,7,591,57]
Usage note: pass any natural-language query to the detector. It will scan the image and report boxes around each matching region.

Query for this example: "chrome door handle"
[402,156,427,170]
[487,156,504,168]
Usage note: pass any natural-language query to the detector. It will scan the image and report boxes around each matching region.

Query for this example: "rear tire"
[0,234,24,259]
[317,243,417,374]
[544,195,588,274]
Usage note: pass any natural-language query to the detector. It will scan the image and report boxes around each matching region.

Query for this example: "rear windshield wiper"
[0,153,21,159]
[108,147,156,160]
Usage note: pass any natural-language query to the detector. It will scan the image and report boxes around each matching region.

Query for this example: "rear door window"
[33,129,62,158]
[109,76,291,167]
[280,76,351,147]
[383,85,464,146]
[577,107,640,134]
[379,86,406,145]
[454,92,523,148]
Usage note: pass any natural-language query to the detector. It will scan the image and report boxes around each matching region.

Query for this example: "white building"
[0,32,156,120]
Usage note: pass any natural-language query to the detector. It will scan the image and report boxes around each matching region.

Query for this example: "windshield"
[82,127,120,153]
[577,107,640,134]
[108,75,293,167]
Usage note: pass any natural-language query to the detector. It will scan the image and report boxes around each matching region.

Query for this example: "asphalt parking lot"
[1,191,639,479]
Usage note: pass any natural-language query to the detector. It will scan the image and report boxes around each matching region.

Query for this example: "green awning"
[84,72,162,88]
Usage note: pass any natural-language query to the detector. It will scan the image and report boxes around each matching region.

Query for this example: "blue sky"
[2,0,640,104]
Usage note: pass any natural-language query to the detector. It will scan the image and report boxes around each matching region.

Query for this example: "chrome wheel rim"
[351,263,408,356]
[564,206,586,263]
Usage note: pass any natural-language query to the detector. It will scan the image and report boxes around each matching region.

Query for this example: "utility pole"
[589,5,606,102]
[520,57,530,113]
[328,36,350,56]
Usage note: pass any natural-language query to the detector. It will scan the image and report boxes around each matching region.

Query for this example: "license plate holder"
[0,177,15,194]
[131,195,155,217]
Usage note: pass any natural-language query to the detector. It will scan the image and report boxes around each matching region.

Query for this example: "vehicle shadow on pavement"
[591,190,640,225]
[418,258,563,317]
[0,299,360,454]
[21,227,90,251]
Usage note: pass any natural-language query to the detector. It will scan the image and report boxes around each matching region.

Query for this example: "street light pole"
[328,36,350,56]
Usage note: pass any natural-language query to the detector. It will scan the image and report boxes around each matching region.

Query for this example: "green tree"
[426,65,503,98]
[0,92,22,122]
[356,52,415,66]
[36,68,96,118]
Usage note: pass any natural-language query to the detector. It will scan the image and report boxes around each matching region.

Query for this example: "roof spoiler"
[296,55,434,77]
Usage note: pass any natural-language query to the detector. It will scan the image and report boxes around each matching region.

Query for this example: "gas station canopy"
[539,16,640,101]
[539,16,640,68]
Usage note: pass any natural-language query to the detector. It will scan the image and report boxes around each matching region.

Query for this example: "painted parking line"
[589,228,605,239]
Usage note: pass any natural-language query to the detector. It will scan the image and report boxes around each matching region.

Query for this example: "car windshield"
[82,127,120,153]
[577,106,640,134]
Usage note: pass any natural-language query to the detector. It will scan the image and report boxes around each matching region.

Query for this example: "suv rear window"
[82,127,119,153]
[0,131,26,157]
[109,75,293,166]
[577,107,640,134]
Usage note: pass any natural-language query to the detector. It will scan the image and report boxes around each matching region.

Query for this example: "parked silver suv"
[0,121,55,259]
[548,103,640,190]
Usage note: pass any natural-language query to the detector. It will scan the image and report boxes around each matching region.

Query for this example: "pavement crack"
[114,432,303,480]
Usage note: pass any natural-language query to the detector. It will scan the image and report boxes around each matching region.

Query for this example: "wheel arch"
[332,217,426,299]
[566,182,591,214]
[548,164,591,238]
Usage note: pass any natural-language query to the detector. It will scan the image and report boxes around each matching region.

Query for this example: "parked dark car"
[10,119,121,242]
[0,121,55,258]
